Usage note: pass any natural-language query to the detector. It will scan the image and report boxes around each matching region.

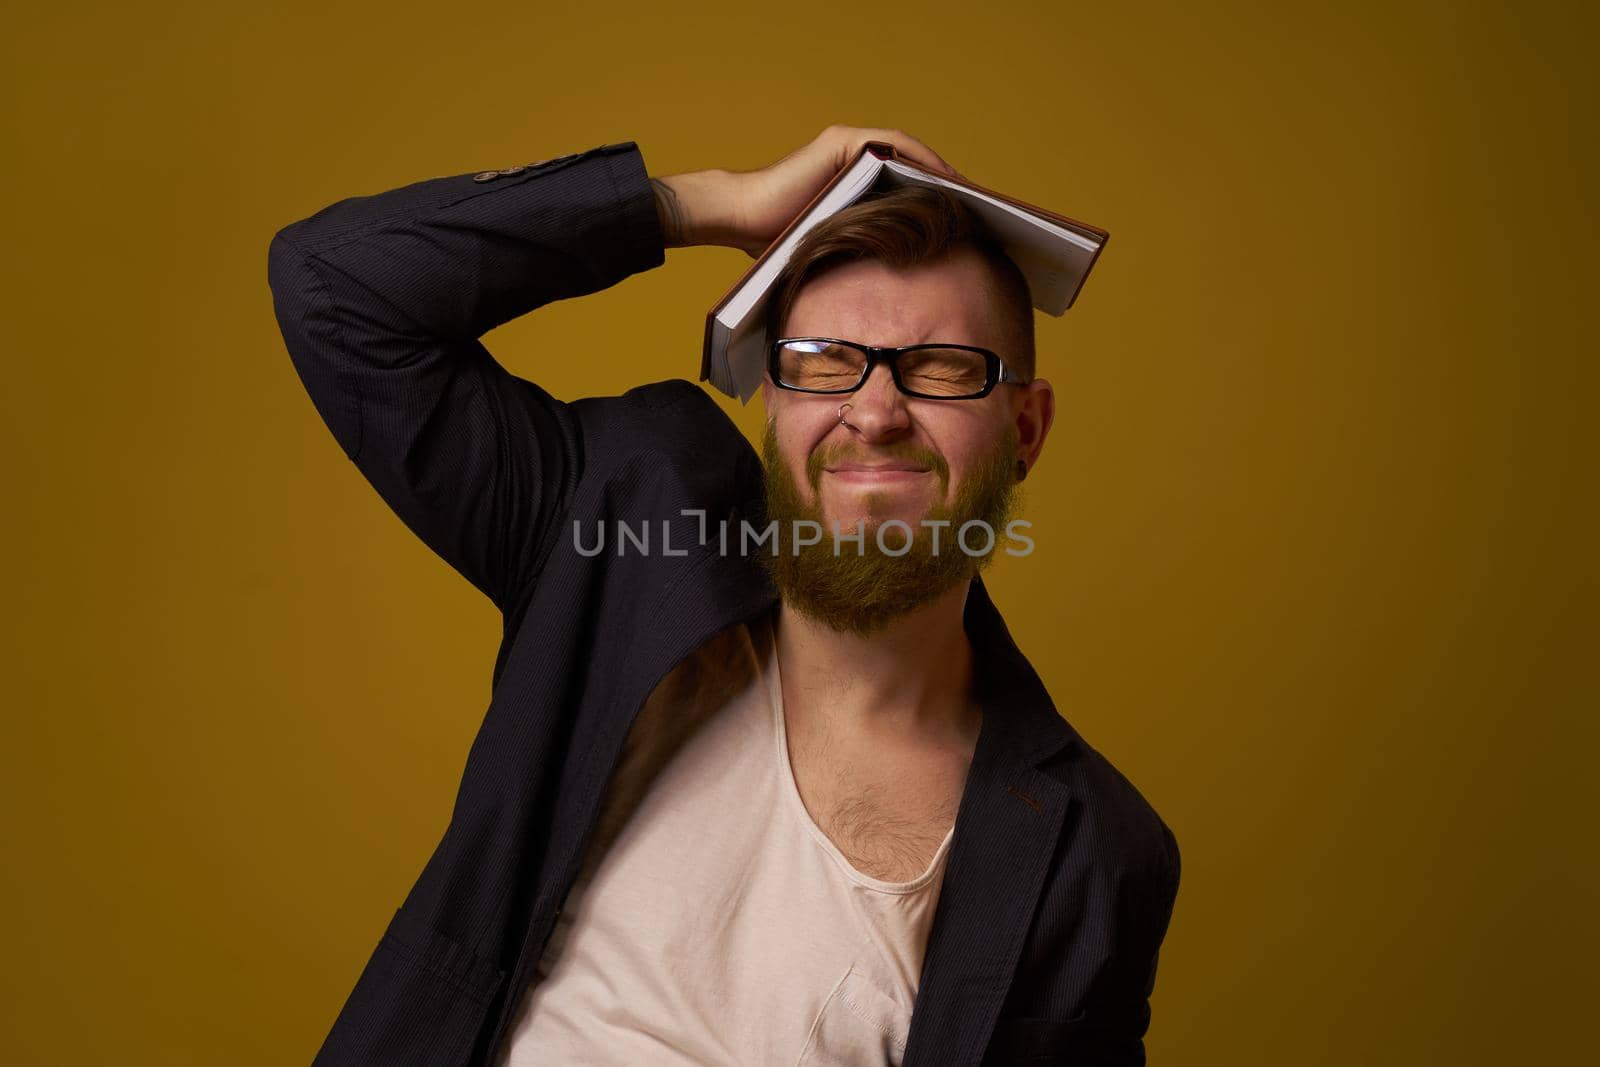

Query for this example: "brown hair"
[763,183,1036,381]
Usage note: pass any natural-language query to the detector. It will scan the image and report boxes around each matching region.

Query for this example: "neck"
[773,580,980,750]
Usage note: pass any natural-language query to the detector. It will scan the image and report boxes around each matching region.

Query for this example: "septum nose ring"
[837,402,853,428]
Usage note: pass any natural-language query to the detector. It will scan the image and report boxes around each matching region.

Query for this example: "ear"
[1013,377,1055,470]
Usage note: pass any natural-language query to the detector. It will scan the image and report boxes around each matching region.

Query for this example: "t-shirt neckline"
[759,615,955,896]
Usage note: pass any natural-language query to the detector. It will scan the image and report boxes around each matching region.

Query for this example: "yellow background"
[3,0,1594,1062]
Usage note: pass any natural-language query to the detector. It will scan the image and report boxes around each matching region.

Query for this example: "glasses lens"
[776,340,866,392]
[898,347,992,397]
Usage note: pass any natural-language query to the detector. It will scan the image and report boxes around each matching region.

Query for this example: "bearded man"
[268,125,1179,1067]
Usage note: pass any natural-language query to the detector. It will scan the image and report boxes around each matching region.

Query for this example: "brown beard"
[760,419,1022,636]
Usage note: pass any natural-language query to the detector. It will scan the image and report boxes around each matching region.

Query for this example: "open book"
[700,141,1110,402]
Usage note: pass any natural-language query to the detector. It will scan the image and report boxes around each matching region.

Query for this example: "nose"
[842,362,910,441]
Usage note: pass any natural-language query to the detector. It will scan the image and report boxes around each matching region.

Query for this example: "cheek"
[925,416,1003,482]
[776,410,841,459]
[769,425,823,493]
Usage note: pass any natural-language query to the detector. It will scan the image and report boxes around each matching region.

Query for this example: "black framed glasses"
[768,337,1024,400]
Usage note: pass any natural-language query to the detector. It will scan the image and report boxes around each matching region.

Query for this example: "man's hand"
[651,126,960,258]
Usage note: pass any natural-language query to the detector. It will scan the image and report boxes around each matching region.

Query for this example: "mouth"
[823,464,932,485]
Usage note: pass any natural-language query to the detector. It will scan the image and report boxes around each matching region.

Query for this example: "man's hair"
[764,184,1037,381]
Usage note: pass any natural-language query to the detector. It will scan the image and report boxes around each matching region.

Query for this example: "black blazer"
[267,140,1180,1067]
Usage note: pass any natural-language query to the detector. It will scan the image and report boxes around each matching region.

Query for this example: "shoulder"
[617,377,710,412]
[574,377,721,419]
[573,378,755,462]
[565,378,763,513]
[1049,730,1180,896]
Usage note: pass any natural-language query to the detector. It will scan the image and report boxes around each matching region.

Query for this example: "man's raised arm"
[266,142,669,612]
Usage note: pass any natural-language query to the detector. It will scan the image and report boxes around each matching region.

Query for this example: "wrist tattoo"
[650,178,689,247]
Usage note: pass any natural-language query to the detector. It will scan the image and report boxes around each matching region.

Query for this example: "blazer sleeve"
[1101,823,1183,1065]
[265,141,666,613]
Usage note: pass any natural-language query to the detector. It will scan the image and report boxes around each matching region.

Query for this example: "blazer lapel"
[901,579,1077,1067]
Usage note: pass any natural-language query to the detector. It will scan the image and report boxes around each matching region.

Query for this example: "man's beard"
[760,420,1022,637]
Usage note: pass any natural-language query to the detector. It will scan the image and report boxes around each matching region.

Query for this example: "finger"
[853,127,960,177]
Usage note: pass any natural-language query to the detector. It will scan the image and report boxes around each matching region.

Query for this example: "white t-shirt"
[495,612,954,1066]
